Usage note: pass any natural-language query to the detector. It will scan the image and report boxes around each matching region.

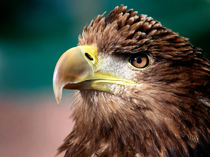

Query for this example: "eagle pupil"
[136,56,142,63]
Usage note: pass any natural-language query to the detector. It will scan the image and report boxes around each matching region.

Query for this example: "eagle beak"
[53,45,137,104]
[53,46,96,104]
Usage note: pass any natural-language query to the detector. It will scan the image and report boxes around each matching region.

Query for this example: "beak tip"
[55,96,61,104]
[53,81,63,105]
[54,89,62,104]
[53,67,64,104]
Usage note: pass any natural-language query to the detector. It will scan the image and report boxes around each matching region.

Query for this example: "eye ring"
[128,53,150,70]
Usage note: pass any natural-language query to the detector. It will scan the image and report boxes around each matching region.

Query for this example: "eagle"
[53,5,210,157]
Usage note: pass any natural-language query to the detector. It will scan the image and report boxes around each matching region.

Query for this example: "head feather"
[79,4,191,58]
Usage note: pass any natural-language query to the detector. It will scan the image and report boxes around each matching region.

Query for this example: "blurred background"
[0,0,209,157]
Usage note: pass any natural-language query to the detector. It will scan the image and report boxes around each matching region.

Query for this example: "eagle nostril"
[85,53,94,61]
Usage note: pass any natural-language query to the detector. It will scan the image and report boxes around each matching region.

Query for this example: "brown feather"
[59,4,209,157]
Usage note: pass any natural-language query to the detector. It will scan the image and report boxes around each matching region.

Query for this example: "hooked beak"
[53,45,137,104]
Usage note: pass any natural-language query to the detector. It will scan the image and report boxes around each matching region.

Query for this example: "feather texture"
[59,5,209,157]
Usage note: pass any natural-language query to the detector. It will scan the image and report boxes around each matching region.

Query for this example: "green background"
[0,0,209,98]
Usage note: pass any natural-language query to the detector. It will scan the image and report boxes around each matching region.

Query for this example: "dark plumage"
[54,5,209,157]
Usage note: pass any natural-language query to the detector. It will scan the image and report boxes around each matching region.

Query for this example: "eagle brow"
[113,51,149,57]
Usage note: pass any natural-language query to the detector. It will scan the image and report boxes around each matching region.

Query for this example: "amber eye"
[128,54,149,69]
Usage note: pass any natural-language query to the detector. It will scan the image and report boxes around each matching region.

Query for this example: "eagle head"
[53,5,209,157]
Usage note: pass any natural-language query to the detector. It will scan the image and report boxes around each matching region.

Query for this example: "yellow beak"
[53,45,137,104]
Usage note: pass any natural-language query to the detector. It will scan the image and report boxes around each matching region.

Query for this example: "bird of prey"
[53,5,209,157]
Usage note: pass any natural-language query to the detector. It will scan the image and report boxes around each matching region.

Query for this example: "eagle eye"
[128,54,149,69]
